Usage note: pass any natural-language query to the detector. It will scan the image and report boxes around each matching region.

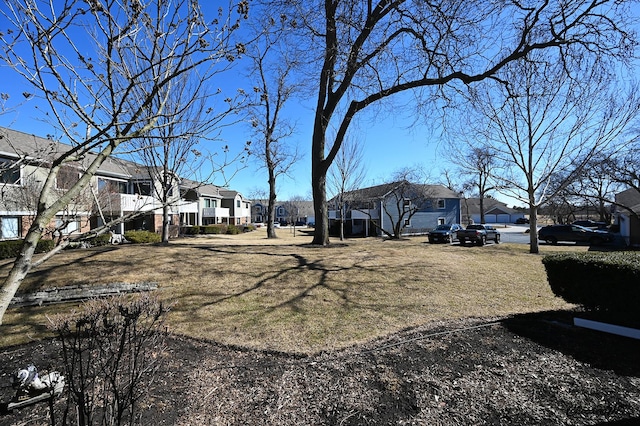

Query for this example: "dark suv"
[428,224,462,244]
[538,224,614,245]
[572,220,608,230]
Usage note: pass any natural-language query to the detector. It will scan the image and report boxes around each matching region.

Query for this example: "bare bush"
[48,295,170,426]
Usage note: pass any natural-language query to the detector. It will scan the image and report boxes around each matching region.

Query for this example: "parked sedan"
[538,224,614,245]
[428,224,462,244]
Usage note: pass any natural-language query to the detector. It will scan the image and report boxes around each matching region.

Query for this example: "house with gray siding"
[615,188,640,247]
[329,181,461,237]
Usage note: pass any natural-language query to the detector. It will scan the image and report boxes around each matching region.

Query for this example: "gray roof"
[331,181,460,203]
[0,127,136,178]
[462,198,519,215]
[616,188,640,214]
[0,127,231,194]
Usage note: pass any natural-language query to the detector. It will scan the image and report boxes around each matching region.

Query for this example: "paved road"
[493,224,534,245]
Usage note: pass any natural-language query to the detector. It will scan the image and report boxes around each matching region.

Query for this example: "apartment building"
[0,127,250,240]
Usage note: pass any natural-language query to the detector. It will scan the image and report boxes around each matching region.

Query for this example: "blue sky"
[2,2,637,209]
[0,55,450,207]
[0,1,464,207]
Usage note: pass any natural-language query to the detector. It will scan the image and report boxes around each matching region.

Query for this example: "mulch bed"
[1,310,639,425]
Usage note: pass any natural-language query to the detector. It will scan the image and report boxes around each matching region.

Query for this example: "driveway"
[488,224,533,244]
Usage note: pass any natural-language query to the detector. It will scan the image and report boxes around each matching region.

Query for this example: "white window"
[404,218,411,227]
[98,178,128,194]
[0,216,20,239]
[403,199,411,210]
[133,181,153,196]
[55,217,80,234]
[437,199,445,209]
[236,218,241,225]
[438,217,446,225]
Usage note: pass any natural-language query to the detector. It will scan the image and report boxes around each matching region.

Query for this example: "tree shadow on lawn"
[10,246,124,292]
[502,309,640,377]
[187,244,377,311]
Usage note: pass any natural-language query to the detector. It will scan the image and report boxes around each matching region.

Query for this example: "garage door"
[496,214,510,223]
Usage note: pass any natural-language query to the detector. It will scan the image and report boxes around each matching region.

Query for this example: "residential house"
[220,190,252,226]
[94,161,182,236]
[251,199,314,225]
[0,127,246,240]
[251,199,267,224]
[179,182,227,226]
[1,127,95,239]
[460,198,526,224]
[329,182,461,237]
[614,188,640,247]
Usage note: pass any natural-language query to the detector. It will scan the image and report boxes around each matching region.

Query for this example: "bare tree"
[263,0,635,246]
[0,0,248,324]
[328,136,367,240]
[560,144,640,222]
[447,144,499,224]
[462,50,640,253]
[131,73,247,244]
[246,15,302,238]
[281,195,307,236]
[352,167,434,239]
[602,144,640,221]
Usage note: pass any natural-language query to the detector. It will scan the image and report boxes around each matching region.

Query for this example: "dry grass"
[0,227,585,353]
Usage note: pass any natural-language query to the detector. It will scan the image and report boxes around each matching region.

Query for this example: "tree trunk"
[311,105,330,245]
[267,169,277,238]
[161,204,170,244]
[311,167,329,245]
[529,200,540,254]
[0,223,43,324]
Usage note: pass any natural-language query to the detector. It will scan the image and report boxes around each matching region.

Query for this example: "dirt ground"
[1,310,639,425]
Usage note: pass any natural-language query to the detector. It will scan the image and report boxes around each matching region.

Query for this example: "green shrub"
[183,226,200,235]
[88,233,112,246]
[124,230,161,244]
[542,252,640,325]
[0,239,55,259]
[203,225,226,234]
[36,239,55,253]
[226,225,241,234]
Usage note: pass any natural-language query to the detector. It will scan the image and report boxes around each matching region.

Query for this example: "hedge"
[0,239,56,260]
[183,226,200,235]
[88,234,112,246]
[203,225,225,234]
[542,252,640,326]
[124,230,162,244]
[226,225,241,235]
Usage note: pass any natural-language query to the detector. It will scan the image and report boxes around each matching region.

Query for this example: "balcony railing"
[202,207,229,218]
[101,193,159,213]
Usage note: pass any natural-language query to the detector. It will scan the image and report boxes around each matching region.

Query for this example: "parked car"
[538,224,614,245]
[572,220,608,230]
[428,224,462,244]
[457,224,500,246]
[515,217,529,224]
